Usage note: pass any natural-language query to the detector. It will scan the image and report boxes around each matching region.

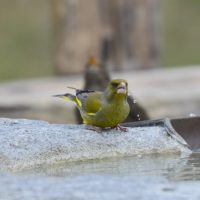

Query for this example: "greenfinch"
[80,56,149,123]
[54,79,130,131]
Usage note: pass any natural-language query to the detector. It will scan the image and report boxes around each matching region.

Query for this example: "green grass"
[162,0,200,67]
[0,0,53,81]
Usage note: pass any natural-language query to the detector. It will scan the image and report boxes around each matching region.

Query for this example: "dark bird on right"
[125,95,149,122]
[76,56,150,124]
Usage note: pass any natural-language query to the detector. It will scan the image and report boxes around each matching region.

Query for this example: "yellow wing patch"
[75,97,82,107]
[87,112,96,116]
[63,96,71,101]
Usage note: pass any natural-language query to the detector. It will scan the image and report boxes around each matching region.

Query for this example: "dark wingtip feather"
[52,94,65,98]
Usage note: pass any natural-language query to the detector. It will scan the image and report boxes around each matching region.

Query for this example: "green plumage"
[55,79,130,128]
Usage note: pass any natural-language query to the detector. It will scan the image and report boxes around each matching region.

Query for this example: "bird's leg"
[85,125,103,133]
[113,124,128,132]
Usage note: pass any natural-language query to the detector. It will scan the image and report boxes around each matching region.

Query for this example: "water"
[6,152,200,199]
[20,152,200,182]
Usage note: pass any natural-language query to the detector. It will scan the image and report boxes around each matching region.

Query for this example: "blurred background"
[0,0,200,123]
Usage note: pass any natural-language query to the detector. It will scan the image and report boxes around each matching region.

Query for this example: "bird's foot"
[113,124,128,132]
[85,125,103,133]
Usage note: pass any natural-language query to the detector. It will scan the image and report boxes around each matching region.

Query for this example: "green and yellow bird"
[54,79,130,132]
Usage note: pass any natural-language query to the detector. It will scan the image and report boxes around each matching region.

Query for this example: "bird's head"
[85,55,110,91]
[86,56,101,74]
[105,79,128,100]
[88,56,97,66]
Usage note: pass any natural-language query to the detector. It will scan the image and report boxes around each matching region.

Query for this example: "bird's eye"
[111,82,118,87]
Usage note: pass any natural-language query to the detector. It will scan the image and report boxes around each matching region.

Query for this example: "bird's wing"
[76,90,102,115]
[126,95,149,121]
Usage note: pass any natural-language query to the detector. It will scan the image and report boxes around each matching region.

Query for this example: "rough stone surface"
[0,118,190,171]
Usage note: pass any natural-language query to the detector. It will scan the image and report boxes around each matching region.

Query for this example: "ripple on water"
[17,152,200,182]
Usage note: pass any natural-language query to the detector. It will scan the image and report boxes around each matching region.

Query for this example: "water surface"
[20,152,200,182]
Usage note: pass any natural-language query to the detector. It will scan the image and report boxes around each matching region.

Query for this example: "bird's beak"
[117,82,127,94]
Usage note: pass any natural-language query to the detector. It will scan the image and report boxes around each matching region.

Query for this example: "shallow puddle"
[18,152,200,181]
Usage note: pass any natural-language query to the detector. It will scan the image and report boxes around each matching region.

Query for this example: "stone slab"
[0,118,190,172]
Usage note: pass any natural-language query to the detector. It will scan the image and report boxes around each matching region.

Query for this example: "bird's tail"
[53,93,82,107]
